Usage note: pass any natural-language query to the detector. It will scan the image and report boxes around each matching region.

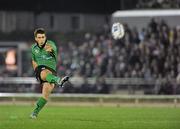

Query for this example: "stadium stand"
[0,17,180,95]
[55,18,180,94]
[136,0,180,9]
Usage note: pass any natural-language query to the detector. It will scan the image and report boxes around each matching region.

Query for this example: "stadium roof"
[112,9,180,17]
[0,0,138,14]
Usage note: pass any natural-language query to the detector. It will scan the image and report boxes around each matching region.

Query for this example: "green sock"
[33,97,47,115]
[46,74,60,84]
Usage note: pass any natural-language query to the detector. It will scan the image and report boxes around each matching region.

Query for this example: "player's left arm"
[45,41,57,59]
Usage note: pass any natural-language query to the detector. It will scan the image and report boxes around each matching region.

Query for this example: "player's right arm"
[31,45,38,70]
[32,60,38,70]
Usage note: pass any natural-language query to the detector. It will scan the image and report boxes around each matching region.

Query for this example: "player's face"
[35,34,46,47]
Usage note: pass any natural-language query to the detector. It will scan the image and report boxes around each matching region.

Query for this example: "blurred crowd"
[57,18,180,94]
[136,0,180,9]
[1,17,180,94]
[59,18,179,79]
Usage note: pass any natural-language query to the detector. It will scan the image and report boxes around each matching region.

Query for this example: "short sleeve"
[31,45,36,61]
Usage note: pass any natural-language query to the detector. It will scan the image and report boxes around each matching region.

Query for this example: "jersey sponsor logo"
[35,49,39,53]
[46,57,53,60]
[40,55,53,60]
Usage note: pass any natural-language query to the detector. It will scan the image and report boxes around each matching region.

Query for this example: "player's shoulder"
[47,40,56,45]
[31,43,38,50]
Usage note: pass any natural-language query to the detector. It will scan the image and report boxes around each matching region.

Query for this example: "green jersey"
[31,40,58,71]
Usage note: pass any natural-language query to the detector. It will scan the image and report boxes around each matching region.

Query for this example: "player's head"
[34,28,47,47]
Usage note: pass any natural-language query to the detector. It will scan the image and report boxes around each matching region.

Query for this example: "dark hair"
[34,28,46,37]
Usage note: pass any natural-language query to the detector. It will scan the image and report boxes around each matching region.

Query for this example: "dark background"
[0,0,138,14]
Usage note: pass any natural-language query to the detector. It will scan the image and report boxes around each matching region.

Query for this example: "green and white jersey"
[31,40,58,71]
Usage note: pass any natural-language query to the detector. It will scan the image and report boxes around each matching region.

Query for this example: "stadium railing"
[0,77,155,85]
[0,93,180,107]
[0,77,180,106]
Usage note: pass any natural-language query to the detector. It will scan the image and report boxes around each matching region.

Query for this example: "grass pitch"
[0,105,180,129]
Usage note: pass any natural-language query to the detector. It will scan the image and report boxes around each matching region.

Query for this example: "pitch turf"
[0,105,180,129]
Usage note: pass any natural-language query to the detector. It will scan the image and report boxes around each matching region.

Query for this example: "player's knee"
[40,70,47,81]
[40,69,51,81]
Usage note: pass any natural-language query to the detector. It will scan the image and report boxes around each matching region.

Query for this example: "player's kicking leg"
[41,69,69,87]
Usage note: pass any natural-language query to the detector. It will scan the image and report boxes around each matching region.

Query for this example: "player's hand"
[44,44,53,52]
